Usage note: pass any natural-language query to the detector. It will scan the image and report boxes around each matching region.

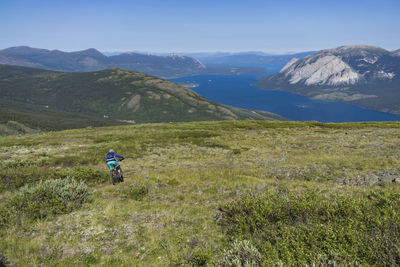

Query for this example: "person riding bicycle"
[106,149,125,179]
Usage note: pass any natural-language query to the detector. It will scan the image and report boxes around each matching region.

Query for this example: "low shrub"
[188,249,212,266]
[0,166,50,192]
[123,184,149,201]
[199,139,229,149]
[53,165,108,185]
[0,253,11,267]
[221,239,262,267]
[0,165,107,192]
[0,205,17,228]
[2,177,91,224]
[232,148,241,155]
[81,253,98,265]
[217,189,400,266]
[167,178,180,186]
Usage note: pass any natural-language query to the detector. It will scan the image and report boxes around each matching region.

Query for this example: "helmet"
[109,149,115,153]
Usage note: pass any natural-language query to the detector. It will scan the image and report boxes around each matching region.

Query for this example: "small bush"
[53,166,108,185]
[188,249,212,266]
[0,205,17,228]
[221,239,262,267]
[232,149,241,155]
[0,165,50,192]
[309,252,360,267]
[167,179,180,186]
[200,139,229,149]
[0,165,106,192]
[5,177,91,222]
[81,253,98,265]
[124,184,149,201]
[0,253,11,267]
[102,257,123,266]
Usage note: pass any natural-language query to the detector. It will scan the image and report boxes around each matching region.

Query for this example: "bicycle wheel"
[111,170,119,185]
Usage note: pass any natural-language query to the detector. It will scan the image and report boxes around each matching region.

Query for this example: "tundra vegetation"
[0,120,399,266]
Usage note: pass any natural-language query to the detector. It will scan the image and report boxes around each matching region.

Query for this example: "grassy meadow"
[0,120,399,266]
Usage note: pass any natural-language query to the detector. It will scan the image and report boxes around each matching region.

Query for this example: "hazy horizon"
[1,0,399,53]
[2,44,398,56]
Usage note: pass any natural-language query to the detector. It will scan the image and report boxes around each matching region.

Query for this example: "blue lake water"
[170,74,400,122]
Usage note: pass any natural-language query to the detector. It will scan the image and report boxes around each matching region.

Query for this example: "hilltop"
[0,120,399,266]
[0,64,283,134]
[258,45,400,115]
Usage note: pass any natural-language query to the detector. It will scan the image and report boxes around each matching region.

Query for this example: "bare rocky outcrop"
[276,45,397,87]
[125,95,141,111]
[337,168,400,186]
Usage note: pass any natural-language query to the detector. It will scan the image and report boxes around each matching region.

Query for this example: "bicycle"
[110,158,124,185]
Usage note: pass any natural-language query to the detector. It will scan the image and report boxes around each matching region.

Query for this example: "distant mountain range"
[0,64,284,133]
[257,45,400,115]
[0,46,264,78]
[191,51,315,67]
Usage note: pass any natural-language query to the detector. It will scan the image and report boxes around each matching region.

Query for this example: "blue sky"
[0,0,399,53]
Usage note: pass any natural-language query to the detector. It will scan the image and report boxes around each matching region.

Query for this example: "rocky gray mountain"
[258,45,400,115]
[0,46,264,78]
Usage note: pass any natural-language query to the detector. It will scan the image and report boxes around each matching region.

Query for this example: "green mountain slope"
[0,99,125,135]
[0,121,399,266]
[0,64,284,129]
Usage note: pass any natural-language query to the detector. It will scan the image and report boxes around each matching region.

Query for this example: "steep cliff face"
[257,45,400,115]
[281,55,360,86]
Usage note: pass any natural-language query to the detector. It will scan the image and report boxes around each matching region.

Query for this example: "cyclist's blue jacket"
[105,152,125,162]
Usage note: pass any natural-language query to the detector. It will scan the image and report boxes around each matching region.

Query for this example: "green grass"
[0,120,400,266]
